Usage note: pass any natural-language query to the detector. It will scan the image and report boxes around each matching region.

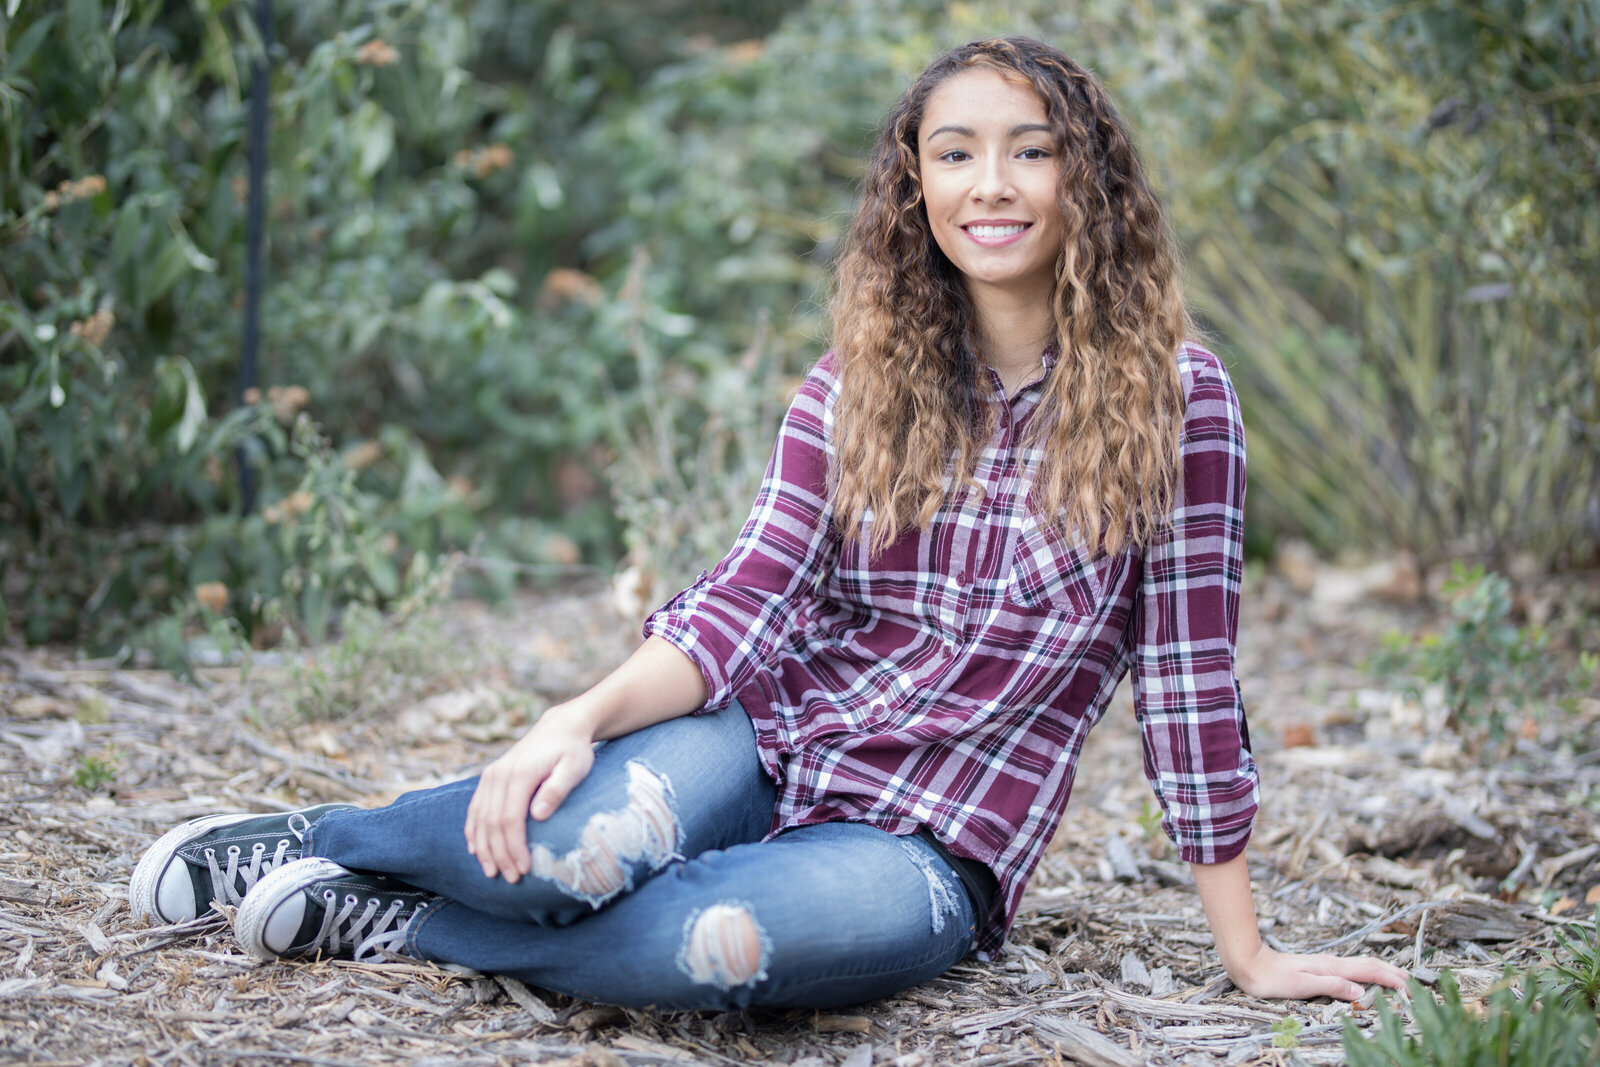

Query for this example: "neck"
[969,283,1055,392]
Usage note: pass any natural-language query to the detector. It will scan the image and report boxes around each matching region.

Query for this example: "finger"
[468,770,509,879]
[530,754,590,821]
[1298,972,1367,1002]
[1318,954,1411,990]
[488,771,538,883]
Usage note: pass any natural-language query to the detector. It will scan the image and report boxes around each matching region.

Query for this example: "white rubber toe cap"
[260,890,308,955]
[155,862,198,923]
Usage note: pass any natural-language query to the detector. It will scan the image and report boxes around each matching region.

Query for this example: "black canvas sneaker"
[235,857,434,963]
[129,804,358,924]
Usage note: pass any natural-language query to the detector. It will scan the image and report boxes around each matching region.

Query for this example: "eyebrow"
[924,122,1052,140]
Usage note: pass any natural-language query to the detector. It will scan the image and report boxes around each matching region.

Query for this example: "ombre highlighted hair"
[829,36,1190,556]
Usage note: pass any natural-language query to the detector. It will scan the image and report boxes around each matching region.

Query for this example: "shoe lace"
[312,888,418,962]
[202,812,314,906]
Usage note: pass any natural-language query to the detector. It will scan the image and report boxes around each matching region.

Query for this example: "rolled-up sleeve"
[643,362,840,711]
[1132,349,1258,864]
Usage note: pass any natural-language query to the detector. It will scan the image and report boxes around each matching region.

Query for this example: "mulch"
[3,569,1598,1066]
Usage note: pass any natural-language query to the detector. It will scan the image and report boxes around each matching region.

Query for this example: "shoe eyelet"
[227,845,241,857]
[252,843,266,856]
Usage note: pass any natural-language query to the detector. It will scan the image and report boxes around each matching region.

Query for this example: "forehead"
[919,67,1048,140]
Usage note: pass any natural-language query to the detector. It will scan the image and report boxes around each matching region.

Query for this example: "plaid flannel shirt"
[645,341,1258,954]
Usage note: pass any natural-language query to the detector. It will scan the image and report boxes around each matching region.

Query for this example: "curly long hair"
[829,36,1190,556]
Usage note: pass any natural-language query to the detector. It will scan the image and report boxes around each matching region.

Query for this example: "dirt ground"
[3,563,1599,1066]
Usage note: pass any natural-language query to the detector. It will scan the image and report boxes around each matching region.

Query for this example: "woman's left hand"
[1225,944,1410,1002]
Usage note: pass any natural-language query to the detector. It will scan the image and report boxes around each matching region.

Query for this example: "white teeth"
[965,224,1026,238]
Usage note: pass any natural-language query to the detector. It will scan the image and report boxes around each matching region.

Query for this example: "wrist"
[537,697,604,744]
[1218,938,1268,982]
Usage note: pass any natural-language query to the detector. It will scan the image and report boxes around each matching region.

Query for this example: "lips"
[964,223,1028,238]
[961,221,1032,246]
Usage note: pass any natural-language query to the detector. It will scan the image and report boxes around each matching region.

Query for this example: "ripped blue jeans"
[300,701,979,1010]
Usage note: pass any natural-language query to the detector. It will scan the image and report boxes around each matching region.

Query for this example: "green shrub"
[1110,0,1600,566]
[1343,969,1599,1067]
[1371,563,1556,748]
[5,0,1594,657]
[1543,906,1600,1016]
[71,748,120,793]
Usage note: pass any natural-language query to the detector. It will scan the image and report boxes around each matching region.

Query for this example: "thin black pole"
[239,0,271,515]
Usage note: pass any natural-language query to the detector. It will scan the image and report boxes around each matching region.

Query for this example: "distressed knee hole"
[678,903,769,991]
[898,839,961,936]
[526,761,680,906]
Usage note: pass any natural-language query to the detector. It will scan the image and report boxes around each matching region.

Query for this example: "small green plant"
[71,749,119,792]
[1542,906,1600,1015]
[1371,563,1553,750]
[1343,970,1599,1067]
[1136,799,1167,853]
[275,552,476,722]
[1270,1015,1303,1049]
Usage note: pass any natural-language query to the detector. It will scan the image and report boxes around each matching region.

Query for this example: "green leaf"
[2,13,58,73]
[352,101,395,178]
[301,582,328,644]
[46,350,65,407]
[0,404,14,469]
[171,357,207,452]
[145,236,192,306]
[361,545,399,599]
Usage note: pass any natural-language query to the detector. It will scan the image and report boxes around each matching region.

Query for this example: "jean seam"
[406,896,452,958]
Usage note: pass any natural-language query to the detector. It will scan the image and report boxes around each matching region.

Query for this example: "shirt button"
[956,571,969,584]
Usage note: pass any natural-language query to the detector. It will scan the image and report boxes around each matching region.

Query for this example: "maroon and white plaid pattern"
[645,342,1258,954]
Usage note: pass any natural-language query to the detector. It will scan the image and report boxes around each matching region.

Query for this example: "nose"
[970,155,1014,203]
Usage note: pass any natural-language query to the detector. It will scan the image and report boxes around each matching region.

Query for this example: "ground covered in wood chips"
[4,564,1599,1067]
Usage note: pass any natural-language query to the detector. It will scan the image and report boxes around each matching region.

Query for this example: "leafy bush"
[4,0,1594,658]
[0,0,786,652]
[1105,0,1600,566]
[1371,563,1557,748]
[1344,968,1599,1067]
[1544,906,1600,1016]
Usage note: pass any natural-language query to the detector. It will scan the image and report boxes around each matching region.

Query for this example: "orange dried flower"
[342,440,383,471]
[195,582,230,614]
[455,144,515,179]
[43,174,107,212]
[355,39,399,67]
[280,489,315,521]
[537,268,604,310]
[266,384,311,421]
[68,309,115,347]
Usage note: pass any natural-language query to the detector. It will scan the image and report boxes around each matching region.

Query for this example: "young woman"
[131,36,1407,1010]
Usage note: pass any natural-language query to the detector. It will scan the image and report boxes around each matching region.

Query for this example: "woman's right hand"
[463,703,597,882]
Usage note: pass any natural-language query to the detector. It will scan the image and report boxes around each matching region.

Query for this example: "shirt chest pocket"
[1005,518,1106,617]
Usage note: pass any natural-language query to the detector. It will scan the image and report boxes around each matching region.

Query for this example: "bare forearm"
[554,635,710,742]
[1190,851,1262,976]
[1189,851,1409,1000]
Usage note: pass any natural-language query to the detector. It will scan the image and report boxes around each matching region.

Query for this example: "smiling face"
[917,66,1064,310]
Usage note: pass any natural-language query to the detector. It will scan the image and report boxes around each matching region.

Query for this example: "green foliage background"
[2,0,1596,652]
